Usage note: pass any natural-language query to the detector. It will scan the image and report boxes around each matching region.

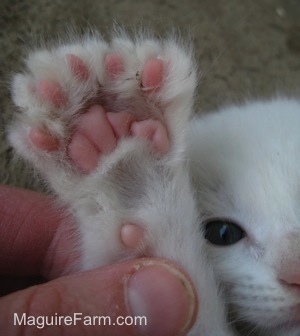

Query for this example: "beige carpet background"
[1,0,299,191]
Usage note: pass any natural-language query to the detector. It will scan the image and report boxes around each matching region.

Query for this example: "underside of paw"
[27,53,169,173]
[10,33,196,178]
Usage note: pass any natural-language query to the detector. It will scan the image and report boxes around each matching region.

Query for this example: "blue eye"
[204,219,245,246]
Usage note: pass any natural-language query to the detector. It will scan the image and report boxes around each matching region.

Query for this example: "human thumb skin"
[0,258,197,336]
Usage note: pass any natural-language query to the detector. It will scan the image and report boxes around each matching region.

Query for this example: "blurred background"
[1,0,299,190]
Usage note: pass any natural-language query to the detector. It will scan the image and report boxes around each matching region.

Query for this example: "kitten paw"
[9,34,196,178]
[8,33,196,259]
[8,33,196,265]
[25,55,169,173]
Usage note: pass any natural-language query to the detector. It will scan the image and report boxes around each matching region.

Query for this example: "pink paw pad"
[28,128,59,151]
[121,223,145,249]
[68,106,137,173]
[67,54,90,81]
[68,110,169,173]
[142,58,164,93]
[106,111,134,138]
[48,55,168,173]
[36,80,67,107]
[68,105,117,173]
[131,119,170,154]
[68,132,100,173]
[105,53,124,78]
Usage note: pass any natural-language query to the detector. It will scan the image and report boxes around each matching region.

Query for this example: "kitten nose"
[279,234,300,286]
[279,256,300,286]
[280,270,300,287]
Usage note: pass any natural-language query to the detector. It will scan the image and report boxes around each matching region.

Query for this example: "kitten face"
[188,98,300,335]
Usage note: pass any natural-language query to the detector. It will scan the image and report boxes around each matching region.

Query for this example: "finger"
[0,258,198,336]
[0,275,46,296]
[0,185,76,278]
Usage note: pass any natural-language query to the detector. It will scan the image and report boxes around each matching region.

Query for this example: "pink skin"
[105,53,124,78]
[29,54,168,248]
[67,54,90,81]
[131,119,169,154]
[30,54,168,160]
[121,223,145,249]
[141,58,164,92]
[36,80,67,108]
[68,105,118,173]
[28,128,60,151]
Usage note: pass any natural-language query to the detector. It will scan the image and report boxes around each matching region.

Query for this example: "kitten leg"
[8,33,233,336]
[8,36,175,265]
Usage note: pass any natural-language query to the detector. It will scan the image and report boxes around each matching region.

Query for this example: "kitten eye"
[204,219,245,246]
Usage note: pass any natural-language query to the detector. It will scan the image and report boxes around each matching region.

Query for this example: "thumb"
[0,258,197,336]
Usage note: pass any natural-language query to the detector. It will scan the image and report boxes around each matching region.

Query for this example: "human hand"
[0,185,197,335]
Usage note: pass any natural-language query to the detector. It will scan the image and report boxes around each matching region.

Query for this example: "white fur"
[188,97,300,335]
[8,32,232,336]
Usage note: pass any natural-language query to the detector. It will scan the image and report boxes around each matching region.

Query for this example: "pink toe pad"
[105,53,124,78]
[37,80,67,107]
[131,119,170,154]
[67,54,90,81]
[142,58,164,92]
[68,132,100,173]
[29,128,59,151]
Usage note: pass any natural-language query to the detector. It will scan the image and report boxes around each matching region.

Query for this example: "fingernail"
[125,260,197,336]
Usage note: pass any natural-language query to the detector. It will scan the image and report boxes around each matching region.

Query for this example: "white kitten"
[8,31,233,336]
[188,97,300,335]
